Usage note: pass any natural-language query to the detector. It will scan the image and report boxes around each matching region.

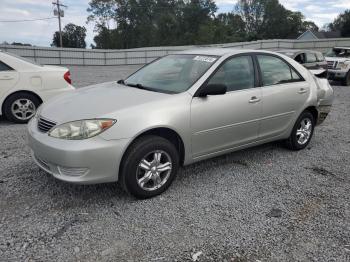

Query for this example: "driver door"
[190,55,262,158]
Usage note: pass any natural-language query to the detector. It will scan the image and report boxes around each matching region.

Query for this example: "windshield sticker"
[193,56,217,63]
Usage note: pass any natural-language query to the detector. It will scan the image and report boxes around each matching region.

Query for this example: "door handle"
[249,96,261,103]
[0,76,13,80]
[298,88,307,94]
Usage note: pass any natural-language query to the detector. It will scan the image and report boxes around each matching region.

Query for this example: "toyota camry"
[27,49,333,199]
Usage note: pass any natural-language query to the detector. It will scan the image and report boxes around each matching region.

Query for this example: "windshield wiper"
[117,80,175,94]
[124,82,153,91]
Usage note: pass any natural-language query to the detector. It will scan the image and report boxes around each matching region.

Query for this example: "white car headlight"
[337,62,348,70]
[48,119,116,140]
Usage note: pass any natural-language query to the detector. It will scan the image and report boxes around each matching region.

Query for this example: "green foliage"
[328,10,350,37]
[52,23,87,48]
[87,0,320,49]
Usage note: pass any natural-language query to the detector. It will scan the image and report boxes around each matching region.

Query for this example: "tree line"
[50,0,350,49]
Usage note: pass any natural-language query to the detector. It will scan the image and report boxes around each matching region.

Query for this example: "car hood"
[40,81,171,124]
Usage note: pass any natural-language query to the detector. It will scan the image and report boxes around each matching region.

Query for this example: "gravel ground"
[0,66,349,262]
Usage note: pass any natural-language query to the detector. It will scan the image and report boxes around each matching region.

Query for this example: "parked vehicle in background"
[0,51,75,123]
[277,49,328,77]
[28,49,333,199]
[325,47,350,86]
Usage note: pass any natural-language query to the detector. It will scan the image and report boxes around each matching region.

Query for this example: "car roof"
[176,48,277,56]
[277,49,321,54]
[333,47,350,50]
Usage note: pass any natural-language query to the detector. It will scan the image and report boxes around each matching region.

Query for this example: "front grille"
[327,61,337,69]
[37,117,56,133]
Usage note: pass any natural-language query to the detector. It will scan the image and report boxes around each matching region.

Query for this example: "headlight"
[337,62,348,70]
[48,119,116,140]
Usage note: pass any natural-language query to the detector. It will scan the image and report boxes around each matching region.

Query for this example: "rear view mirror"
[197,84,227,97]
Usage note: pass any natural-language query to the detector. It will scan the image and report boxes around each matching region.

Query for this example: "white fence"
[1,38,350,66]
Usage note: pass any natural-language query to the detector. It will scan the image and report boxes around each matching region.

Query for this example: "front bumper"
[327,70,347,80]
[27,118,130,184]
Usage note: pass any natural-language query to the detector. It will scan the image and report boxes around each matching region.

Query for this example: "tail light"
[64,71,72,84]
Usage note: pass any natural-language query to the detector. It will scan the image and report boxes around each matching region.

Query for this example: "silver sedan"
[27,49,333,198]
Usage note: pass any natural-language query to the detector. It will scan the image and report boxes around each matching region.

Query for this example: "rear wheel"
[342,71,350,86]
[3,92,41,123]
[120,135,179,199]
[285,111,315,150]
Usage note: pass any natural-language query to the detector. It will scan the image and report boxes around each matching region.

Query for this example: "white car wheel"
[4,93,41,123]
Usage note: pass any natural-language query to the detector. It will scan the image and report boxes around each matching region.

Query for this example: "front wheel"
[120,135,179,199]
[285,111,315,150]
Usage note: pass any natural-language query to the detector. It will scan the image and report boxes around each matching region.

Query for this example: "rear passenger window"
[257,55,302,86]
[208,56,255,92]
[0,61,13,71]
[306,53,317,63]
[315,52,325,62]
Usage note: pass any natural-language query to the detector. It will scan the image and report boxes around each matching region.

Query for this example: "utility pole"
[52,0,67,47]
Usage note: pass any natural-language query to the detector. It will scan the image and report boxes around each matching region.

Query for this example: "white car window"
[0,61,13,71]
[306,52,317,63]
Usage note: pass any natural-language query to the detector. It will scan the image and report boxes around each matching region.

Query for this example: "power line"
[0,17,56,23]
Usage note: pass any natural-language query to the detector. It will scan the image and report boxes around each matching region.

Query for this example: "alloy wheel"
[11,99,36,121]
[136,150,172,191]
[296,117,312,145]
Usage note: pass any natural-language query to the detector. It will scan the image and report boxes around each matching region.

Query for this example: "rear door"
[191,55,262,157]
[256,54,309,140]
[0,60,19,99]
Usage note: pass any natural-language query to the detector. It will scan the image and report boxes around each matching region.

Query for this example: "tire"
[3,92,41,123]
[285,111,315,151]
[120,135,179,199]
[342,71,350,86]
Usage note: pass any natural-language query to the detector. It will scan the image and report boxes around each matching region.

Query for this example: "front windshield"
[326,48,350,58]
[124,54,218,93]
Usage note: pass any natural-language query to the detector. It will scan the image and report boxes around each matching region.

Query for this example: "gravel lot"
[0,66,349,262]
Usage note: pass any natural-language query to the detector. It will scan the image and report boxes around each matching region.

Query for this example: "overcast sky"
[0,0,349,48]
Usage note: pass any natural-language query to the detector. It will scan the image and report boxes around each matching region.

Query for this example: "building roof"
[297,30,341,40]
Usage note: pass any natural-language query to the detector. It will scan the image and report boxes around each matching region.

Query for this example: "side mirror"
[197,83,227,97]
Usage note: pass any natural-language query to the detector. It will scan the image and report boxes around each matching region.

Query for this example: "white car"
[326,47,350,86]
[0,51,75,123]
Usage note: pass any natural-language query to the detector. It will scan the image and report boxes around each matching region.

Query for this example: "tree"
[87,0,219,48]
[302,21,319,32]
[235,0,314,40]
[328,10,350,37]
[87,0,322,48]
[52,23,87,48]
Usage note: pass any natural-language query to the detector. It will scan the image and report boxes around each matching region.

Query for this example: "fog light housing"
[57,166,89,177]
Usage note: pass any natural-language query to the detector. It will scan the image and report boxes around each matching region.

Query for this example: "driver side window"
[207,55,255,92]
